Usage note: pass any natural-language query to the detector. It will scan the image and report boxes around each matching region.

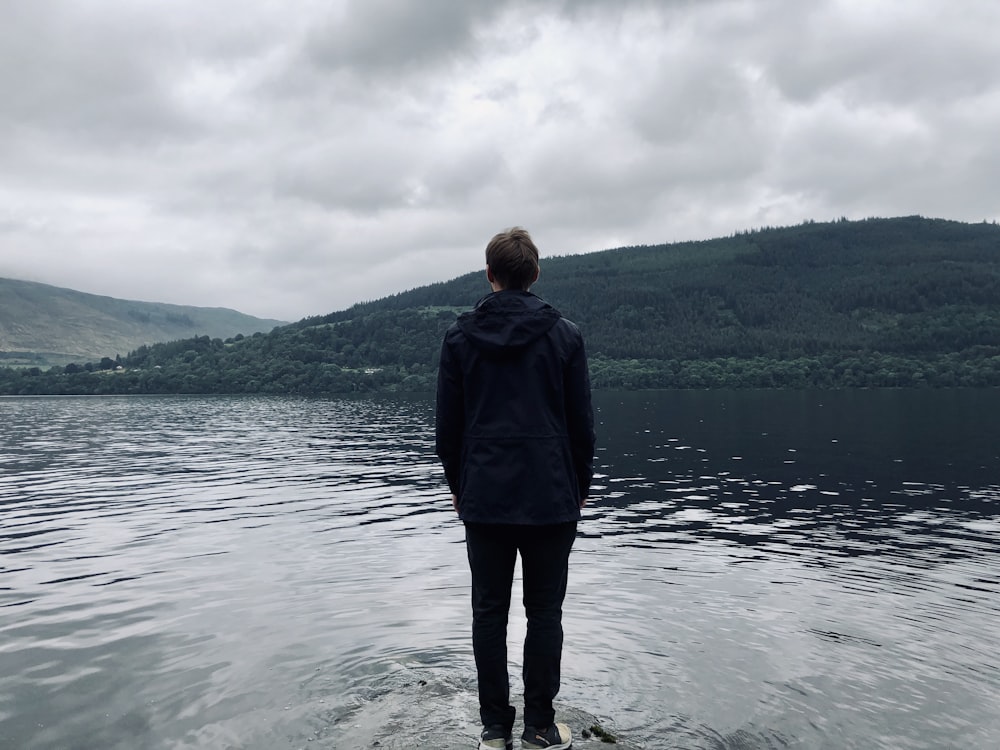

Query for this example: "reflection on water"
[1,391,998,749]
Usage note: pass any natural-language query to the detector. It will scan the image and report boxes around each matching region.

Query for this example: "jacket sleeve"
[435,333,464,496]
[564,335,596,499]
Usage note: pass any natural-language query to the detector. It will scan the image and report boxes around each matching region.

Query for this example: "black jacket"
[435,290,595,524]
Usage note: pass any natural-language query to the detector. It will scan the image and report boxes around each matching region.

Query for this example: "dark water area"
[1,391,998,749]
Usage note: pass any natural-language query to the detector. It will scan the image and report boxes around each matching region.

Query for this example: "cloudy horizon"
[2,0,998,322]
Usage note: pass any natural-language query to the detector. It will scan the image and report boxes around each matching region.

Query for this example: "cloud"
[304,0,500,74]
[1,0,998,321]
[752,1,1000,106]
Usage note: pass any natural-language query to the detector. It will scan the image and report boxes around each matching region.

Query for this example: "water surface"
[1,391,998,749]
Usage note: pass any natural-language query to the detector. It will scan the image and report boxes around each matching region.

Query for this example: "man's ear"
[533,266,540,284]
[486,265,495,284]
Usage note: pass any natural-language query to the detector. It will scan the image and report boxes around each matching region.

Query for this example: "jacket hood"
[456,290,561,355]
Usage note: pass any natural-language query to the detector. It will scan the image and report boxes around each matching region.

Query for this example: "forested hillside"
[2,216,999,394]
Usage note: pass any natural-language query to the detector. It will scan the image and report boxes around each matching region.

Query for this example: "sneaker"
[521,723,572,749]
[479,724,513,750]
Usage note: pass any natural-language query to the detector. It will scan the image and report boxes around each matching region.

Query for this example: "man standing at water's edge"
[436,227,595,750]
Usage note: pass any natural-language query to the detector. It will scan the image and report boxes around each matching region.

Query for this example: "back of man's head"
[485,227,539,291]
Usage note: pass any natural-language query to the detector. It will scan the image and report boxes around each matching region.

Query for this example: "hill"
[0,278,287,368]
[2,216,999,394]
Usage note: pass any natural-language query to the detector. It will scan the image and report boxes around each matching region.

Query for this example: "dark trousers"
[464,521,577,730]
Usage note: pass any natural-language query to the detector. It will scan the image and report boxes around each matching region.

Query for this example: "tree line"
[2,216,999,395]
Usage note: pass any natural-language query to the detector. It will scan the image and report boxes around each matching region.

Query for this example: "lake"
[1,390,998,749]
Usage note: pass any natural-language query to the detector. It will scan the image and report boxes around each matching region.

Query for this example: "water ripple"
[2,392,999,749]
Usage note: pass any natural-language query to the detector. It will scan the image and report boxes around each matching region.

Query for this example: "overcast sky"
[1,0,997,321]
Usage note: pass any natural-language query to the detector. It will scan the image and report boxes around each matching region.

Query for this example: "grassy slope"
[0,277,287,366]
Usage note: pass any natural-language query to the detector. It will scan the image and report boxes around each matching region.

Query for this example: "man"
[436,227,595,750]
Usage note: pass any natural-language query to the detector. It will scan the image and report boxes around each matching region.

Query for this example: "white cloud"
[1,0,998,321]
